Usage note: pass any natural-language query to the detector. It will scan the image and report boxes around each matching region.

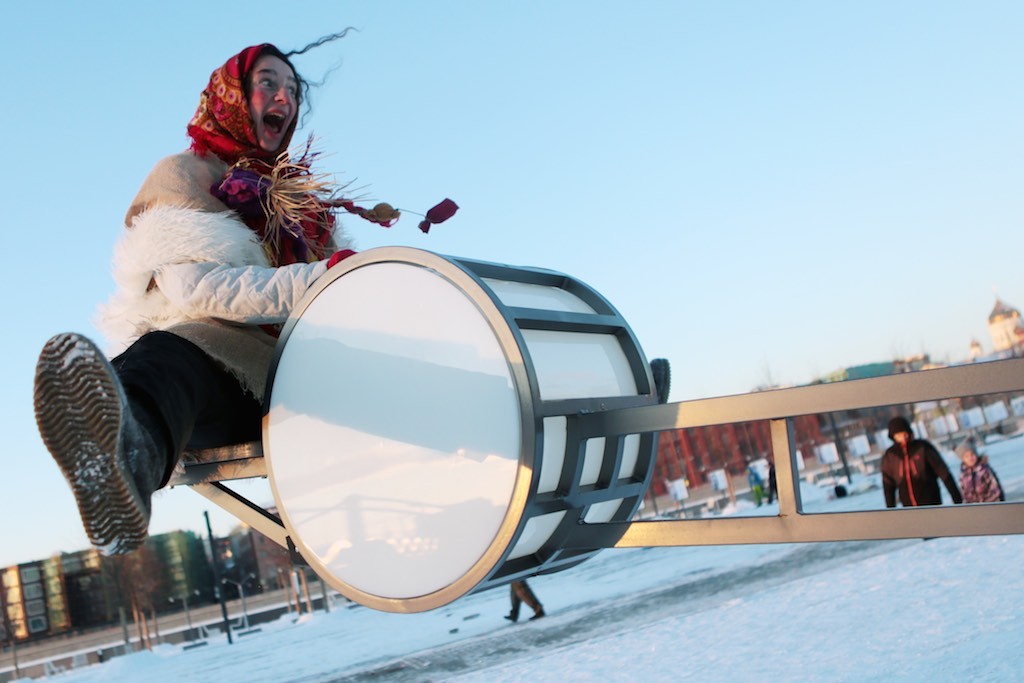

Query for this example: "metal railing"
[568,357,1024,548]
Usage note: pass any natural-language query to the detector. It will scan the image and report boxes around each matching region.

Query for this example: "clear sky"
[1,1,1021,568]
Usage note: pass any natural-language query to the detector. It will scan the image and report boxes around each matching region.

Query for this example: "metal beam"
[568,359,1024,548]
[575,358,1024,437]
[569,502,1024,548]
[190,483,289,548]
[179,360,1024,555]
[169,458,267,487]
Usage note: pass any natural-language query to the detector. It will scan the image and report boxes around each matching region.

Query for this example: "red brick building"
[650,415,826,497]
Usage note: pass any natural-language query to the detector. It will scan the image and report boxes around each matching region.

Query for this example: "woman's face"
[247,54,298,153]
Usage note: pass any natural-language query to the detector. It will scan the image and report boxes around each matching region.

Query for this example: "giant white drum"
[264,248,657,612]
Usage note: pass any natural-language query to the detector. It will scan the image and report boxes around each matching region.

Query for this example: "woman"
[34,36,359,555]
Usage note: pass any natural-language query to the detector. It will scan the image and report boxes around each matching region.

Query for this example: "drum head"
[264,249,533,612]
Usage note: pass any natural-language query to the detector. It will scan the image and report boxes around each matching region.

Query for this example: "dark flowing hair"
[245,28,357,127]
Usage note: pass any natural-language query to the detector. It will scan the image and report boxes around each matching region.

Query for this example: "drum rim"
[262,247,538,612]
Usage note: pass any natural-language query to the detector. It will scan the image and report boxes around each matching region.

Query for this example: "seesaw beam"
[569,357,1024,548]
[171,358,1024,556]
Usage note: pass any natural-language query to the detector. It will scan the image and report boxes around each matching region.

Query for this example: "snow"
[20,435,1024,683]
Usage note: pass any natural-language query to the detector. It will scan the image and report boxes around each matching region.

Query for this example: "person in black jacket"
[765,458,778,504]
[881,416,962,507]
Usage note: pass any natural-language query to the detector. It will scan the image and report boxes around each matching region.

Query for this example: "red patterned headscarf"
[186,44,335,268]
[187,44,298,164]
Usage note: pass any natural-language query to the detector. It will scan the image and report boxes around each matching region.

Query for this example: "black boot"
[34,333,167,555]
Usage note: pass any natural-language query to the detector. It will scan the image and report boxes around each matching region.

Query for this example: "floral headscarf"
[187,44,297,165]
[187,44,335,266]
[186,43,458,266]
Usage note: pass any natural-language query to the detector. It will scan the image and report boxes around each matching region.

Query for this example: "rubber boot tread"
[34,333,148,554]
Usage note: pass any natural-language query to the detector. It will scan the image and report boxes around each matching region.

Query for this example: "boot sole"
[34,333,148,554]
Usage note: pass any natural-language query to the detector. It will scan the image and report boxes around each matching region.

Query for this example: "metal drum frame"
[259,248,659,611]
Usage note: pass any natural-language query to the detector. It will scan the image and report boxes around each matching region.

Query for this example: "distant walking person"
[956,439,1005,503]
[881,416,962,508]
[765,459,778,504]
[504,580,544,622]
[747,464,764,507]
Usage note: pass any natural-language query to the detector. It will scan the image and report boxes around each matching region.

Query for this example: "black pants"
[509,580,542,619]
[111,331,262,485]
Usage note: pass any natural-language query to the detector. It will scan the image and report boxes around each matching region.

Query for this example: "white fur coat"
[96,152,352,397]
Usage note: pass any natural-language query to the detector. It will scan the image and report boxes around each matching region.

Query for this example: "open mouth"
[263,112,287,135]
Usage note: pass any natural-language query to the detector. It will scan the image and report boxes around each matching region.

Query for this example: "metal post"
[240,581,249,628]
[319,575,331,613]
[170,592,196,641]
[221,577,251,630]
[646,486,660,517]
[204,511,233,645]
[183,593,194,636]
[827,412,853,484]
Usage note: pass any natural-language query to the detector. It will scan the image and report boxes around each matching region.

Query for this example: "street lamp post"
[204,510,233,645]
[168,590,198,641]
[221,574,255,632]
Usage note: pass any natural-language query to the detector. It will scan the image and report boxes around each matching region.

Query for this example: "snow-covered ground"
[19,435,1024,682]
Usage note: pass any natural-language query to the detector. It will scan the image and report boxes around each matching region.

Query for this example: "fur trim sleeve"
[97,168,354,351]
[120,204,269,274]
[95,205,273,350]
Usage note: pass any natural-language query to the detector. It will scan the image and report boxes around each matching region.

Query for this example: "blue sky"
[1,1,1021,568]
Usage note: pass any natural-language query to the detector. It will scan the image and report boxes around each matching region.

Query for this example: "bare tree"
[103,545,168,650]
